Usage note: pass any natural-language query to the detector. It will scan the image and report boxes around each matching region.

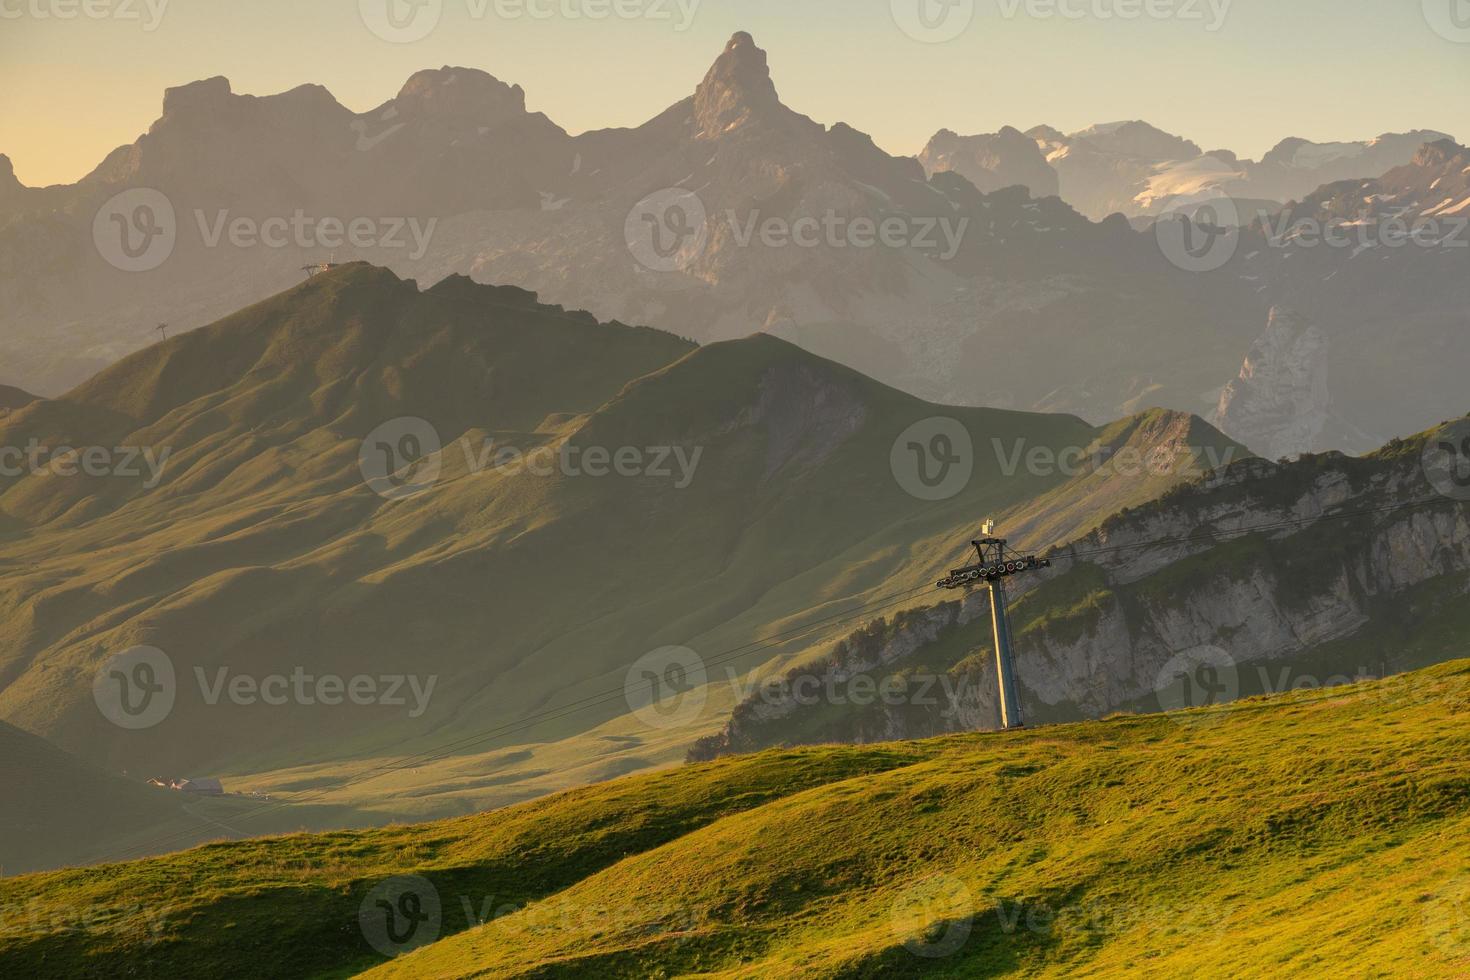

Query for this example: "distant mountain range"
[924,120,1453,223]
[0,32,1465,458]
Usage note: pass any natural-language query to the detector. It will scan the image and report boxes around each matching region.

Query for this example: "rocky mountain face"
[918,126,1060,197]
[1213,306,1332,459]
[693,421,1470,757]
[1248,131,1459,208]
[1279,138,1470,226]
[1029,121,1205,220]
[1219,138,1470,449]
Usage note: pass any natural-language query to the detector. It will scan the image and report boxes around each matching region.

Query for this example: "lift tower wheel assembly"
[936,520,1051,731]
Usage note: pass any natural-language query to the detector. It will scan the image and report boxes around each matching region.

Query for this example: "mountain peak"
[160,75,233,117]
[694,32,783,137]
[394,66,529,121]
[1413,137,1465,169]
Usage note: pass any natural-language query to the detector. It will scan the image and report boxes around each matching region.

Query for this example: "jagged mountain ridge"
[0,33,1463,457]
[1003,121,1454,221]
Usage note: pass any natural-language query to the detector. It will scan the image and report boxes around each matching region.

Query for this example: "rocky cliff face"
[918,127,1060,198]
[1213,306,1332,459]
[693,424,1470,757]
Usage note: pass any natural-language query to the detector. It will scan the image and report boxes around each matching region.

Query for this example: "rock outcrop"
[693,427,1470,757]
[918,126,1060,197]
[1214,306,1331,459]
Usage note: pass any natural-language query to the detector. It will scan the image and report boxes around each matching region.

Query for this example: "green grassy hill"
[3,658,1469,978]
[0,264,1241,867]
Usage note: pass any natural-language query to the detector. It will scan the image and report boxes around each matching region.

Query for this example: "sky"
[2,0,1468,187]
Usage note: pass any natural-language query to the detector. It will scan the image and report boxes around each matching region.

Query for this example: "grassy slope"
[0,264,1241,863]
[5,660,1470,978]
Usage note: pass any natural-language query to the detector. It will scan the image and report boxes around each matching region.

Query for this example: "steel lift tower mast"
[937,520,1050,731]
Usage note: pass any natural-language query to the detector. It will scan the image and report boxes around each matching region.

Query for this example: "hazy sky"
[3,0,1467,186]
